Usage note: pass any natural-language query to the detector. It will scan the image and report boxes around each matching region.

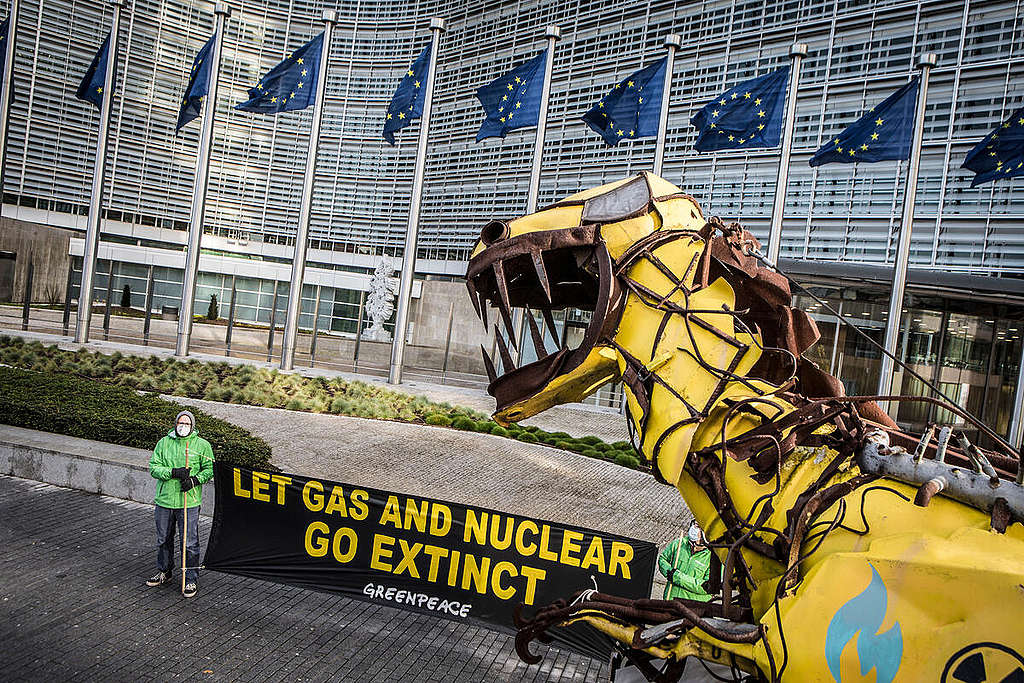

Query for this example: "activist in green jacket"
[658,521,713,602]
[148,410,215,509]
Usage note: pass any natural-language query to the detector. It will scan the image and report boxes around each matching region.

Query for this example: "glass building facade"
[4,0,1024,435]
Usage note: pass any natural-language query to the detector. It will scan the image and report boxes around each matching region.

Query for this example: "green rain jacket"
[658,537,713,602]
[149,428,215,509]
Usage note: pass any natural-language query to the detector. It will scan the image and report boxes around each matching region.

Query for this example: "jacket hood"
[170,410,198,439]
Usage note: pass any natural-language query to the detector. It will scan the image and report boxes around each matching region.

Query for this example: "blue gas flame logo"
[824,564,903,683]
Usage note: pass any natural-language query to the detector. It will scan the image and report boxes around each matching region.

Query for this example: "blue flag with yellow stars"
[383,45,431,145]
[176,33,215,133]
[582,58,667,147]
[809,80,918,166]
[236,32,322,114]
[76,33,112,110]
[690,67,789,152]
[961,104,1024,186]
[475,50,547,142]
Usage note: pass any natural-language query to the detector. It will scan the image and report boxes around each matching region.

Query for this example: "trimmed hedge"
[0,365,273,470]
[0,336,646,472]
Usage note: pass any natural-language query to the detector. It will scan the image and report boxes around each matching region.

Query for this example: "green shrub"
[614,452,641,468]
[578,435,603,446]
[610,441,632,450]
[579,447,601,459]
[547,431,571,440]
[515,432,539,443]
[0,366,273,470]
[285,398,305,411]
[475,420,497,433]
[425,414,452,426]
[490,425,510,437]
[451,417,476,431]
[554,441,575,451]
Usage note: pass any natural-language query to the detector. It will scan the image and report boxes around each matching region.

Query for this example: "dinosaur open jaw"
[465,225,623,416]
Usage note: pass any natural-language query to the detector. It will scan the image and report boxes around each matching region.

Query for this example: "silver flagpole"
[280,9,338,371]
[510,24,560,363]
[0,0,19,188]
[652,33,680,176]
[388,17,446,385]
[176,3,231,357]
[765,42,808,264]
[876,52,937,410]
[75,0,124,344]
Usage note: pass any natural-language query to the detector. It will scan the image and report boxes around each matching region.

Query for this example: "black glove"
[667,569,676,583]
[170,467,190,481]
[180,476,201,493]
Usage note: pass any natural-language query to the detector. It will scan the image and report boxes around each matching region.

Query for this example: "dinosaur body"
[465,173,1024,682]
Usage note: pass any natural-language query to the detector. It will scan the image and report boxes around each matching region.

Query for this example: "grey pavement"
[0,475,608,683]
[3,327,629,443]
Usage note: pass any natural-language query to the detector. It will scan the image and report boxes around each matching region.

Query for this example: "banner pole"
[652,33,680,177]
[0,0,19,190]
[510,24,561,363]
[876,53,937,411]
[765,42,808,264]
[176,4,231,357]
[75,0,123,345]
[280,9,338,371]
[388,17,446,385]
[181,441,189,594]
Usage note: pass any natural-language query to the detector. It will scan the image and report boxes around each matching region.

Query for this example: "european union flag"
[809,80,918,166]
[582,58,667,147]
[236,32,322,114]
[383,45,431,145]
[961,104,1024,186]
[690,67,789,152]
[76,33,111,110]
[176,33,215,133]
[475,50,547,142]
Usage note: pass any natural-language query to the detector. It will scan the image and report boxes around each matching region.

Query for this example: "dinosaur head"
[466,173,708,425]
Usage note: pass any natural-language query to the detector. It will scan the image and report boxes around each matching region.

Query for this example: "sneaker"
[146,571,171,587]
[183,582,197,598]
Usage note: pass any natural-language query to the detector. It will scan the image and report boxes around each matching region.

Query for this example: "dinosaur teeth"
[492,260,518,349]
[525,309,548,359]
[541,307,558,341]
[466,279,482,320]
[531,251,552,304]
[480,345,497,383]
[494,330,516,375]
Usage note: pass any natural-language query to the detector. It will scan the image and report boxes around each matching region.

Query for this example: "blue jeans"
[155,504,200,584]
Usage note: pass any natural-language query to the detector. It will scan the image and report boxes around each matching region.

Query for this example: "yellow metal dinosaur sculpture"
[465,173,1024,682]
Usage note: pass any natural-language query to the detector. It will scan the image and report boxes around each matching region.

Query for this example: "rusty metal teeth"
[494,329,516,375]
[492,260,518,349]
[480,345,497,383]
[531,251,552,304]
[526,309,548,359]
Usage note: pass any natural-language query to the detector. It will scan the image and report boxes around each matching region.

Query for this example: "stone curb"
[0,424,215,515]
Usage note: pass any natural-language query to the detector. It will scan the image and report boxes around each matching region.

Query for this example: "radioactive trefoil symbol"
[824,564,903,683]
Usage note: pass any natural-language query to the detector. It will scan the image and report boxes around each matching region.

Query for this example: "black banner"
[204,462,656,659]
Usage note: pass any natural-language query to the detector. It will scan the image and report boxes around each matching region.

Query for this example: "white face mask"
[687,524,702,544]
[175,422,192,437]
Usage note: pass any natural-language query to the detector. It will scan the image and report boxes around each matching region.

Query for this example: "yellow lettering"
[349,489,369,520]
[520,565,546,605]
[302,480,324,511]
[559,530,583,567]
[580,537,607,574]
[233,468,251,499]
[538,525,558,561]
[370,534,395,572]
[324,486,349,517]
[489,515,514,551]
[379,496,402,529]
[304,521,330,557]
[464,509,487,545]
[609,542,634,579]
[423,544,448,582]
[251,471,271,502]
[515,520,539,556]
[331,527,358,563]
[491,561,517,600]
[447,550,461,586]
[404,499,428,533]
[461,554,490,594]
[394,540,422,578]
[430,503,452,537]
[270,474,291,505]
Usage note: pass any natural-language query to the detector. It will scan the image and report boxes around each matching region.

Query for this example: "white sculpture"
[361,256,396,342]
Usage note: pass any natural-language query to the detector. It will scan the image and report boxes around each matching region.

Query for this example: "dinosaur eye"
[480,220,510,246]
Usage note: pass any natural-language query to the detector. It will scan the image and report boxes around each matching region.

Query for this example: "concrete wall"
[409,278,490,364]
[0,218,74,303]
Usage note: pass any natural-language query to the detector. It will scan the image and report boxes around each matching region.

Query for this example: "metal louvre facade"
[4,0,1024,275]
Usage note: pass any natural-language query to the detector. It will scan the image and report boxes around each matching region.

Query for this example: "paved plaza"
[0,476,609,683]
